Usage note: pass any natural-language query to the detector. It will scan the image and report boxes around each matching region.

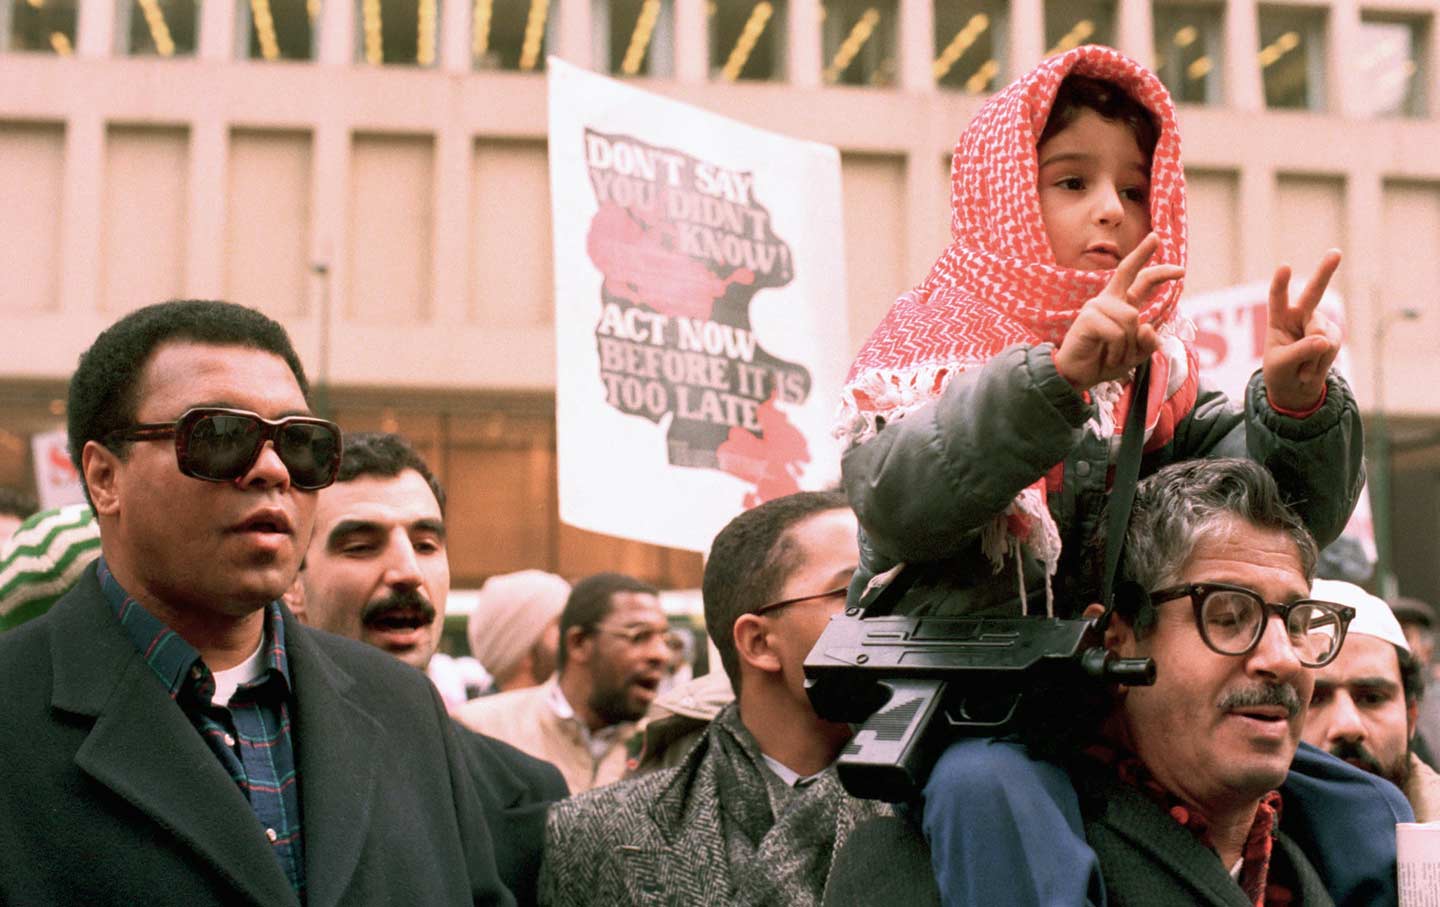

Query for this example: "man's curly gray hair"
[1114,458,1319,634]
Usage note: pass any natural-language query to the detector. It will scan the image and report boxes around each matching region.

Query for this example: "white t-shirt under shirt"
[762,753,826,789]
[209,638,266,708]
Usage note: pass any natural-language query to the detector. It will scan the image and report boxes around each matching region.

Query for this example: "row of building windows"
[1,0,1428,116]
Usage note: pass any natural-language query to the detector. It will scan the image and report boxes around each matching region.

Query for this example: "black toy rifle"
[805,362,1159,803]
[802,573,1154,803]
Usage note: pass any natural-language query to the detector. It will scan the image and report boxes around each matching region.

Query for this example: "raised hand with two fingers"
[1262,250,1344,413]
[1054,233,1186,393]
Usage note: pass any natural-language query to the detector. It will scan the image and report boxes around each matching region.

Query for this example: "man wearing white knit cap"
[1302,579,1440,821]
[469,570,570,693]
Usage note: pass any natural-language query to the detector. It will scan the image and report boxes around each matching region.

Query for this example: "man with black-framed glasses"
[1065,458,1409,906]
[538,491,891,907]
[460,572,670,795]
[0,300,514,906]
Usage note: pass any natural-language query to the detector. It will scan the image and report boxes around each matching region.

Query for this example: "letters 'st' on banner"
[548,58,848,552]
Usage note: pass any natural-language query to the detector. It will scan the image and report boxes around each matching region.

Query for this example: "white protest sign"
[549,58,849,552]
[1398,822,1440,906]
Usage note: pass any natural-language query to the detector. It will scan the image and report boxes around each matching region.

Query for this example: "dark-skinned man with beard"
[1301,579,1440,822]
[299,432,568,905]
[459,573,670,794]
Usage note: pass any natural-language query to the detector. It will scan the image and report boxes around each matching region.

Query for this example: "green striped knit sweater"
[0,503,101,631]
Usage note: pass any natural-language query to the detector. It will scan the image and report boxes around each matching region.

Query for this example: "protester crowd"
[0,43,1430,907]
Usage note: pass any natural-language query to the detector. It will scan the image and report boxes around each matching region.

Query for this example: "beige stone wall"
[6,0,1440,588]
[2,0,1440,417]
[5,0,1440,415]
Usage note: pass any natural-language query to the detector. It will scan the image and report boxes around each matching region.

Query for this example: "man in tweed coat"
[539,491,889,906]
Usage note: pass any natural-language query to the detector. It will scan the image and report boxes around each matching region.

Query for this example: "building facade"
[3,0,1440,594]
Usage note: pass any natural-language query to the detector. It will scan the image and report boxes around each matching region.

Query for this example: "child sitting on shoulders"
[838,44,1389,907]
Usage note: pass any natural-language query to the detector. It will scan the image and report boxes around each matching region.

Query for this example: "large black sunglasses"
[1149,582,1356,668]
[105,407,343,491]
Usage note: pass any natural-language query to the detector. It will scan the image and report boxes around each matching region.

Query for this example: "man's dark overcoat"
[0,563,514,906]
[1077,765,1335,907]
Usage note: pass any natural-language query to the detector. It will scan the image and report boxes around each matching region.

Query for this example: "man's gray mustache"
[1216,683,1302,719]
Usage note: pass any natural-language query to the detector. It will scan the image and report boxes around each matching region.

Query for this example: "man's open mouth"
[366,609,433,631]
[1230,706,1289,723]
[233,509,293,535]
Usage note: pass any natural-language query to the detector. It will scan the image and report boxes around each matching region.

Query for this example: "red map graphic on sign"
[583,128,812,508]
[716,395,810,508]
[587,203,755,321]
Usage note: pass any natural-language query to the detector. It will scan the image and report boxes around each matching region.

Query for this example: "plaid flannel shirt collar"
[96,555,292,701]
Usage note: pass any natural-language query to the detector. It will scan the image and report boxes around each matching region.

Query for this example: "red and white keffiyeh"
[838,46,1200,576]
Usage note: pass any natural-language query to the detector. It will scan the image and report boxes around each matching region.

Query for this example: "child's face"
[1037,108,1151,271]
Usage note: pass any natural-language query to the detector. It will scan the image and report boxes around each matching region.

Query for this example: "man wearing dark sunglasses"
[539,491,890,906]
[0,300,514,906]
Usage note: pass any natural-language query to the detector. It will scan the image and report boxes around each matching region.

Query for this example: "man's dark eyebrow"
[325,519,383,549]
[411,518,447,541]
[1347,677,1401,693]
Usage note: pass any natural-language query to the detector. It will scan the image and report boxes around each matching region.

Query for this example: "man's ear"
[1408,696,1420,742]
[1081,602,1130,653]
[1101,606,1139,656]
[81,440,122,517]
[732,613,782,676]
[564,626,593,666]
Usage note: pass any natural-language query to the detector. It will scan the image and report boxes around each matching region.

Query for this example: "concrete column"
[647,0,674,77]
[1223,0,1263,112]
[317,0,355,64]
[904,145,946,281]
[430,128,471,325]
[1350,169,1392,592]
[186,118,228,297]
[672,0,706,82]
[440,0,471,71]
[1007,0,1043,79]
[1346,168,1383,406]
[1236,163,1274,283]
[554,0,592,68]
[1115,0,1152,69]
[897,0,934,93]
[787,0,820,87]
[58,114,106,313]
[1426,13,1440,119]
[198,0,237,61]
[1326,0,1361,116]
[310,122,350,323]
[590,0,608,72]
[76,0,117,57]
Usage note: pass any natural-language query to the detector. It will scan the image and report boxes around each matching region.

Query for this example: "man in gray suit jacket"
[0,300,512,906]
[1072,459,1367,906]
[539,491,889,906]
